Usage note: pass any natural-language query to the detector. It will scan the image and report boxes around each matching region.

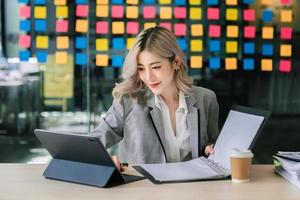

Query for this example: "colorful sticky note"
[175,0,187,5]
[209,25,220,37]
[75,37,87,49]
[19,6,31,18]
[36,36,48,49]
[190,40,202,52]
[243,59,254,70]
[34,20,46,32]
[96,21,109,34]
[144,22,156,29]
[96,54,109,67]
[262,27,274,39]
[112,5,124,18]
[97,0,109,4]
[112,55,124,67]
[96,5,108,17]
[76,19,88,33]
[126,6,139,18]
[36,51,47,63]
[112,21,125,34]
[262,44,273,56]
[189,0,201,5]
[76,0,87,4]
[279,60,291,72]
[190,56,202,68]
[127,22,139,34]
[209,40,221,52]
[262,10,273,22]
[191,24,203,36]
[55,51,68,64]
[225,58,237,70]
[244,26,256,38]
[189,7,201,19]
[159,22,172,30]
[18,0,30,3]
[261,59,273,71]
[56,20,68,32]
[244,42,255,54]
[207,8,219,20]
[54,0,67,5]
[226,41,238,53]
[281,10,292,22]
[280,44,292,57]
[19,34,31,48]
[243,9,255,21]
[280,27,292,40]
[160,7,172,19]
[174,7,186,19]
[226,0,237,5]
[243,0,254,4]
[143,6,156,18]
[34,6,47,19]
[159,0,171,4]
[96,38,109,51]
[19,50,30,61]
[76,53,87,65]
[127,0,138,4]
[19,20,31,31]
[112,38,125,49]
[76,5,88,17]
[261,0,272,5]
[177,39,187,51]
[226,25,238,38]
[127,38,135,49]
[56,36,69,49]
[280,0,291,5]
[209,57,220,69]
[226,8,238,21]
[144,0,155,4]
[56,6,68,18]
[174,23,186,36]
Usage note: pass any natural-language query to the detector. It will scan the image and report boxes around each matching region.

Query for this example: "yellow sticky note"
[34,6,47,19]
[76,19,88,33]
[225,58,237,70]
[55,51,68,64]
[96,5,108,17]
[190,56,203,68]
[191,24,203,36]
[127,38,136,50]
[226,41,238,53]
[36,36,48,49]
[261,0,272,5]
[189,0,201,5]
[127,0,138,4]
[126,6,139,19]
[56,36,69,49]
[54,0,67,5]
[190,40,203,52]
[227,25,238,38]
[226,0,237,5]
[97,0,108,4]
[190,8,202,20]
[262,27,274,39]
[96,54,109,67]
[280,44,292,57]
[261,59,273,71]
[226,8,238,21]
[144,22,156,29]
[281,10,292,22]
[112,21,125,34]
[96,38,109,51]
[160,7,172,19]
[159,0,171,4]
[56,6,68,18]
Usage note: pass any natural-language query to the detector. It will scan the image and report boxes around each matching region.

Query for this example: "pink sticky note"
[111,6,124,18]
[76,5,88,17]
[280,27,292,39]
[18,35,31,48]
[243,9,255,21]
[159,22,172,30]
[281,0,291,5]
[279,60,291,73]
[174,7,186,19]
[96,21,109,34]
[56,20,68,32]
[209,25,221,37]
[143,6,156,19]
[19,6,31,18]
[207,8,219,20]
[244,26,256,38]
[127,22,139,34]
[174,23,186,36]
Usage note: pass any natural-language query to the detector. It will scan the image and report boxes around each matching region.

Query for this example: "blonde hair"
[112,26,193,101]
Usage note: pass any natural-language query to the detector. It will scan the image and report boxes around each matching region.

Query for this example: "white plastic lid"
[230,148,253,158]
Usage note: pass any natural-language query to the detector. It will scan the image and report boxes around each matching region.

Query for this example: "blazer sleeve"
[207,91,219,144]
[88,98,125,149]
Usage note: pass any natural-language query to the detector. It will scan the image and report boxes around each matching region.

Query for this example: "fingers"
[111,155,125,172]
[204,145,215,157]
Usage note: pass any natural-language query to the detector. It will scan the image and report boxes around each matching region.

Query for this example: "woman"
[89,26,219,171]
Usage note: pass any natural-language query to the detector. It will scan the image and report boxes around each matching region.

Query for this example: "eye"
[137,68,144,71]
[152,66,161,69]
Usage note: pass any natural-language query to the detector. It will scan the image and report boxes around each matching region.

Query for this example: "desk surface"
[0,164,299,200]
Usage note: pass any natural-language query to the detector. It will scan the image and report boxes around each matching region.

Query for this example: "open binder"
[134,105,270,184]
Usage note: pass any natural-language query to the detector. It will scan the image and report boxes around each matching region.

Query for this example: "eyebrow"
[137,61,161,66]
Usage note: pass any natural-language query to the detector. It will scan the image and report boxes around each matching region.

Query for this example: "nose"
[145,69,155,82]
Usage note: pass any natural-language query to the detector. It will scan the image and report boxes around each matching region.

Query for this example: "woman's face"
[137,50,177,95]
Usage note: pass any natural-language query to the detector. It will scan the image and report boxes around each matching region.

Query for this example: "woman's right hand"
[111,155,125,172]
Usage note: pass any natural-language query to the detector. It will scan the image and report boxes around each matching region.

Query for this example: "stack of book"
[273,151,300,189]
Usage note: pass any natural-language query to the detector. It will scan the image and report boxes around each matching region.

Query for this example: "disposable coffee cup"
[230,149,253,183]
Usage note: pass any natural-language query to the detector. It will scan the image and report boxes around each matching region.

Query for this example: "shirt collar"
[154,91,187,114]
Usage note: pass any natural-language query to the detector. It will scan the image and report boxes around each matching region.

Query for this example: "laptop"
[34,129,144,187]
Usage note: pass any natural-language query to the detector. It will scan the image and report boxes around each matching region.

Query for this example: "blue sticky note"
[243,0,254,4]
[175,0,186,5]
[34,0,46,4]
[207,0,218,5]
[262,44,273,56]
[243,59,254,70]
[76,53,87,65]
[209,57,220,69]
[75,37,87,49]
[36,51,47,63]
[209,40,221,52]
[144,0,155,4]
[177,39,187,51]
[262,10,273,22]
[34,20,46,32]
[76,0,87,4]
[112,56,124,67]
[244,42,255,54]
[19,50,30,61]
[112,0,123,4]
[18,0,29,4]
[112,38,125,49]
[20,20,31,31]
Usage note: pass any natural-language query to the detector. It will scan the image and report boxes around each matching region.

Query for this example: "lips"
[149,82,161,88]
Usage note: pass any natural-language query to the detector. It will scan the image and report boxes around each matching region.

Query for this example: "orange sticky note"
[56,36,69,49]
[56,6,68,18]
[261,59,273,71]
[54,0,67,5]
[36,36,48,49]
[281,10,292,22]
[96,54,109,67]
[190,40,202,52]
[226,8,238,21]
[55,51,68,64]
[96,38,109,51]
[227,25,238,38]
[144,22,156,30]
[280,44,292,57]
[226,0,237,5]
[97,0,108,4]
[160,7,172,19]
[126,0,138,4]
[76,19,88,33]
[34,6,47,19]
[190,7,202,19]
[127,38,135,50]
[159,0,172,4]
[226,41,238,53]
[112,21,125,34]
[96,5,108,17]
[126,6,139,19]
[190,56,203,68]
[261,0,272,5]
[262,27,274,39]
[191,24,203,36]
[225,58,237,70]
[189,0,201,5]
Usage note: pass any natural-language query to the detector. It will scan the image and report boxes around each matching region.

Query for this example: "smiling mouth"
[149,82,161,88]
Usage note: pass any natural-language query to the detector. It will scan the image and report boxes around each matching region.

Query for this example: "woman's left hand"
[204,144,215,157]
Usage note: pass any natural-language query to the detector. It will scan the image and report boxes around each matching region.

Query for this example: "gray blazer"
[89,86,219,164]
